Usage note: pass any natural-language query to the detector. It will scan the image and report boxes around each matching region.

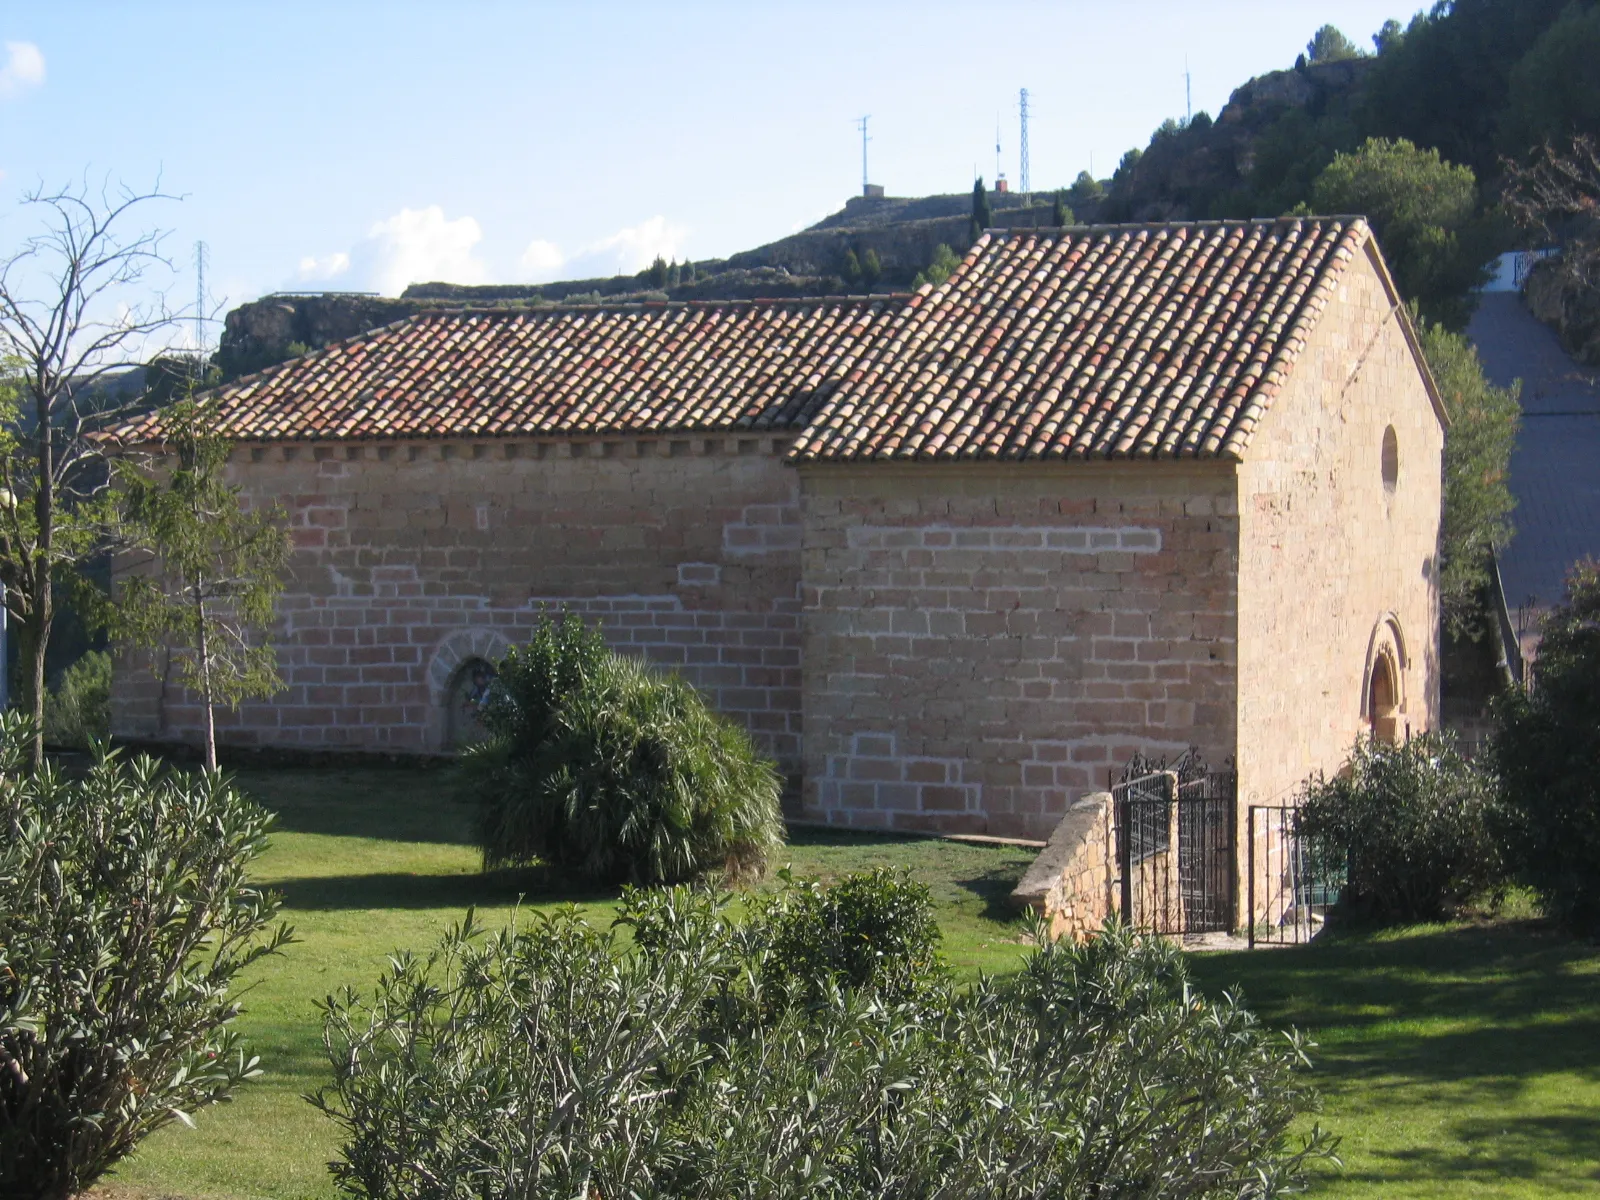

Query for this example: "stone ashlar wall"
[797,462,1240,842]
[1234,242,1445,819]
[111,436,807,784]
[1009,791,1117,941]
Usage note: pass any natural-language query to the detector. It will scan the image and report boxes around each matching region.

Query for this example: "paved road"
[1465,293,1600,649]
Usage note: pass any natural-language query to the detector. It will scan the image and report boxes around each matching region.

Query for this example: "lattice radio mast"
[193,240,209,359]
[856,115,872,194]
[1018,87,1030,196]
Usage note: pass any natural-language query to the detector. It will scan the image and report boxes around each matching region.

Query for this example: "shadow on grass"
[271,868,617,912]
[1344,1113,1600,1189]
[953,865,1033,923]
[1187,921,1600,1095]
[233,767,480,846]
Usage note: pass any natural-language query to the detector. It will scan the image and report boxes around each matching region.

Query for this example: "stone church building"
[112,217,1445,842]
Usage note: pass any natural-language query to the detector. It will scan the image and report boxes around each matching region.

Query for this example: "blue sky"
[2,0,1411,334]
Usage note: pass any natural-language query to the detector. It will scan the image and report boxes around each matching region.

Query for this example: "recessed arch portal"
[1361,614,1409,745]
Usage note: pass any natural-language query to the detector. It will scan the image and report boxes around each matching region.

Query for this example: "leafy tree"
[116,401,290,772]
[1358,0,1574,179]
[1500,4,1600,152]
[681,259,697,284]
[912,243,962,288]
[761,868,945,1005]
[1372,17,1406,55]
[1493,559,1600,932]
[1067,169,1103,208]
[1312,137,1493,328]
[1306,24,1365,64]
[43,648,111,749]
[0,182,182,768]
[1297,732,1506,921]
[1417,317,1521,635]
[0,713,294,1199]
[859,247,881,287]
[970,176,992,241]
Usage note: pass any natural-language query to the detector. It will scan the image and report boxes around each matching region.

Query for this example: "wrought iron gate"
[1112,750,1236,935]
[1246,805,1346,946]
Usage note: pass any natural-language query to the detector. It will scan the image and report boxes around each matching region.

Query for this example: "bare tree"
[1503,135,1600,290]
[0,179,181,766]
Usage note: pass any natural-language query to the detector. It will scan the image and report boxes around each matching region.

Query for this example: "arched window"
[445,658,497,750]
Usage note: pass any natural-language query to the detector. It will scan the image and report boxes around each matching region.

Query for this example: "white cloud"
[296,251,351,282]
[293,205,488,296]
[516,216,689,284]
[519,238,564,276]
[0,41,44,98]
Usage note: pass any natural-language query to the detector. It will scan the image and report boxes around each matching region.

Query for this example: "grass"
[98,765,1600,1199]
[1190,917,1600,1197]
[104,766,1039,1200]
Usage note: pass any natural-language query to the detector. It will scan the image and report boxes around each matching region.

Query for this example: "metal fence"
[1112,750,1237,936]
[1246,805,1345,947]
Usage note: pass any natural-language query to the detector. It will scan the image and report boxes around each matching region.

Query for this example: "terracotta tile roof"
[109,299,900,443]
[109,218,1378,461]
[788,218,1371,462]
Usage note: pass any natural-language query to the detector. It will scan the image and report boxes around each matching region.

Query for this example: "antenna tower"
[193,240,208,360]
[995,115,1002,184]
[1185,58,1192,122]
[856,115,872,194]
[1018,88,1030,196]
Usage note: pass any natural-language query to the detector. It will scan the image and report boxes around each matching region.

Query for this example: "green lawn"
[101,767,1600,1200]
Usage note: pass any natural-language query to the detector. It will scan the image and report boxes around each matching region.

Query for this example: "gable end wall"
[1235,245,1444,815]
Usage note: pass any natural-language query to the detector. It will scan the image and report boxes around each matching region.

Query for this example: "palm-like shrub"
[1297,733,1505,921]
[315,882,1335,1200]
[469,613,784,885]
[0,714,293,1200]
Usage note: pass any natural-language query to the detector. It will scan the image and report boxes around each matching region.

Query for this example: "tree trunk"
[195,583,216,773]
[31,377,53,772]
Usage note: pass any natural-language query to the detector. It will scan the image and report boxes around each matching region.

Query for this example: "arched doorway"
[445,658,497,750]
[1367,650,1400,744]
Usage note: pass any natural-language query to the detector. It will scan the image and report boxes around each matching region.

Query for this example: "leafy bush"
[1298,733,1506,920]
[468,613,784,886]
[42,649,111,749]
[1494,559,1600,932]
[0,714,293,1199]
[315,882,1334,1200]
[761,867,943,1004]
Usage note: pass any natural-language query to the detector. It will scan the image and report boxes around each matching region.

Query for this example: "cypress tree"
[842,248,862,287]
[1052,190,1070,226]
[861,248,881,287]
[971,177,992,240]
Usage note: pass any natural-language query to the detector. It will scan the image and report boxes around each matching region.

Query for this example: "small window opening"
[1381,426,1399,493]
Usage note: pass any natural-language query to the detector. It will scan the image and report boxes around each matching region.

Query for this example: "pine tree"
[116,401,290,772]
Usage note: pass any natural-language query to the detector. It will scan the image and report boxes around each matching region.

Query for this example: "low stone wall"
[1008,791,1116,941]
